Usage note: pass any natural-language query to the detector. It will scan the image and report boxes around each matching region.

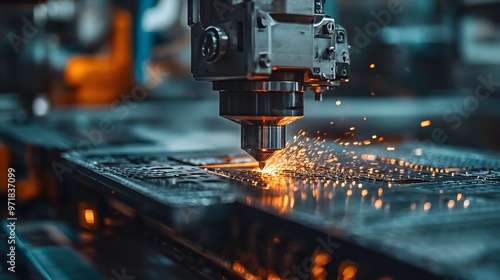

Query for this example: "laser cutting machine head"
[188,0,350,169]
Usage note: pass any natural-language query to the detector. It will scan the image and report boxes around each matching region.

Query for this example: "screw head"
[259,55,271,68]
[336,30,345,43]
[258,16,268,27]
[324,21,334,34]
[315,2,323,13]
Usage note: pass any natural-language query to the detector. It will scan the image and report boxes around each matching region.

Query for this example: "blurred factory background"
[0,0,499,279]
[1,0,499,150]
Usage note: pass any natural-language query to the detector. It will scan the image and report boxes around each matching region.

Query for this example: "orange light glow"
[424,202,431,211]
[232,262,245,275]
[371,135,377,139]
[457,193,463,201]
[420,120,431,127]
[342,265,358,278]
[267,273,281,280]
[361,153,376,161]
[63,11,133,105]
[350,127,355,131]
[242,130,447,207]
[314,252,331,266]
[312,266,326,278]
[84,209,95,224]
[447,200,455,209]
[244,275,259,280]
[369,63,376,69]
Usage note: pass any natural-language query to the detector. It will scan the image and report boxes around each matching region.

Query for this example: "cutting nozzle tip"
[259,161,266,170]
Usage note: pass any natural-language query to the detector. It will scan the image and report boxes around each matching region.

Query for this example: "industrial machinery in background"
[0,0,138,213]
[188,0,350,168]
[0,0,132,111]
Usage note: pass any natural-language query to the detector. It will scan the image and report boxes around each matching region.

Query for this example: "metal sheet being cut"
[62,143,500,280]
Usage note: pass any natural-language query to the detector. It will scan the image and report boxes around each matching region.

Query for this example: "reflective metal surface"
[214,81,307,93]
[62,143,500,279]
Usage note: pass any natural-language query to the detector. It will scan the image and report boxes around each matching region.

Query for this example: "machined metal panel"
[62,143,500,279]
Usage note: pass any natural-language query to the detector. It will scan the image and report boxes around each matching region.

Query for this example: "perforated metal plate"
[63,144,500,279]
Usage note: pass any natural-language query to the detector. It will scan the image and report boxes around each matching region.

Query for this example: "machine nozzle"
[259,161,266,170]
[241,125,285,169]
[216,80,305,170]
